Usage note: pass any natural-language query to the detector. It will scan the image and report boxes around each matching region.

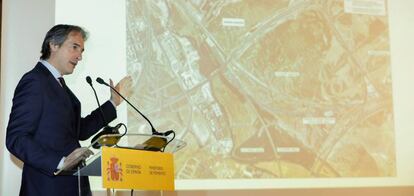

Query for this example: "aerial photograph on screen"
[125,0,395,179]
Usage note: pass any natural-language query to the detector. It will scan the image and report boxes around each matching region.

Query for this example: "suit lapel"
[35,63,71,104]
[65,87,81,137]
[35,63,81,137]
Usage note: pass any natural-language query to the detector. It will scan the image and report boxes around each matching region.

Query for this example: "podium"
[55,133,185,192]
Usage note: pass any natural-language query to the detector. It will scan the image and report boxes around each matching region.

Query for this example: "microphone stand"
[86,76,107,125]
[96,77,173,136]
[86,76,124,149]
[96,77,175,151]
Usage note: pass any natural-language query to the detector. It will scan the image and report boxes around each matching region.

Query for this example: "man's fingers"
[110,79,114,87]
[83,149,94,158]
[66,148,93,163]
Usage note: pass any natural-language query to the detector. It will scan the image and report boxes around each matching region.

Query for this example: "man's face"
[49,31,85,75]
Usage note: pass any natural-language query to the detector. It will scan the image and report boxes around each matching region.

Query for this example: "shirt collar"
[39,59,62,79]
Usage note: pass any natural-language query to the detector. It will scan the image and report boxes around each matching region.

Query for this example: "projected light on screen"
[125,0,394,180]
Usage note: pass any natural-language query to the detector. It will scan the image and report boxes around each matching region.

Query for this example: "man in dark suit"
[6,24,131,196]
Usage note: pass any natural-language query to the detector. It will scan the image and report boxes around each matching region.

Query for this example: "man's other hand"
[62,147,93,171]
[110,76,132,106]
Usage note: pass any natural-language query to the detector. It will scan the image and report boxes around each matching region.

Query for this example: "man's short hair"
[40,24,88,60]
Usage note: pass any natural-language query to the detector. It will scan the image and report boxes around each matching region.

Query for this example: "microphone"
[86,76,107,125]
[96,77,173,137]
[86,76,122,149]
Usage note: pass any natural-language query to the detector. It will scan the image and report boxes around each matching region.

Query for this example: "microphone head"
[96,77,108,86]
[86,76,92,85]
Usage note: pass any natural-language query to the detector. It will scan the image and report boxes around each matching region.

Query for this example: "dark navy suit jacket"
[6,63,117,196]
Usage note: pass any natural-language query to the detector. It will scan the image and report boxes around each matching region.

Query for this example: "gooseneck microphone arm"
[96,77,162,135]
[86,76,108,126]
[87,76,125,149]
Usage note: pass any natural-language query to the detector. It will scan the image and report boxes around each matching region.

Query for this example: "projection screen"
[55,0,414,190]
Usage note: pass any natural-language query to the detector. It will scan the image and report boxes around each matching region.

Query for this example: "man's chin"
[64,69,75,75]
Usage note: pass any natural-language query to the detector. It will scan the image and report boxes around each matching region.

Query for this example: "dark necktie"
[58,77,77,130]
[58,77,73,103]
[58,77,67,89]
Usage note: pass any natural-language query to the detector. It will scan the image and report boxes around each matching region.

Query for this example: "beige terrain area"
[126,0,394,179]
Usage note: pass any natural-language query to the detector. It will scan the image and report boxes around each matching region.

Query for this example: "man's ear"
[49,42,59,52]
